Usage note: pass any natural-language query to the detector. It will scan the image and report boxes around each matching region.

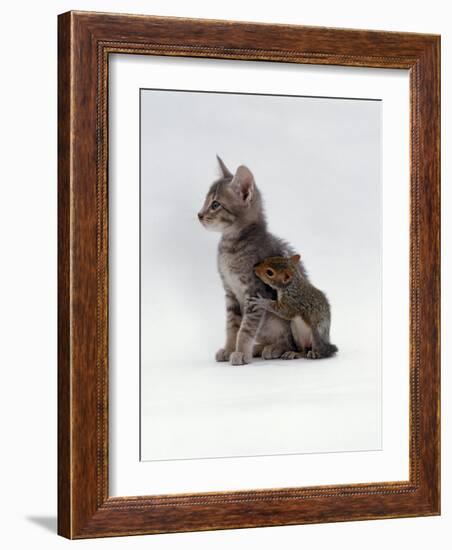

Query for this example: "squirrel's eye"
[266,269,274,277]
[211,201,221,210]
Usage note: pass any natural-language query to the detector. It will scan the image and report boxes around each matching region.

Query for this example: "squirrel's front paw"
[215,348,233,362]
[230,351,251,366]
[246,294,268,312]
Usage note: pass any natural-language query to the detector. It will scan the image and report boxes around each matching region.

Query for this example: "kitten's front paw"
[307,350,321,359]
[230,351,251,366]
[215,348,232,362]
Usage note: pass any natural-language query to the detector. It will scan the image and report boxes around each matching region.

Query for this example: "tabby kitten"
[198,156,308,365]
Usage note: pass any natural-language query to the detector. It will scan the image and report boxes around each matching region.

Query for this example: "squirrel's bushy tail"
[323,343,338,358]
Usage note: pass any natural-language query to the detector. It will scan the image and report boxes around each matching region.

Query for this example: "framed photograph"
[58,11,440,538]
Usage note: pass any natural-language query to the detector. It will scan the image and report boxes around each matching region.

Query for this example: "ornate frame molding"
[58,11,440,538]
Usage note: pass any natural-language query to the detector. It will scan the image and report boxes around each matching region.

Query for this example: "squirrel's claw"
[246,295,267,312]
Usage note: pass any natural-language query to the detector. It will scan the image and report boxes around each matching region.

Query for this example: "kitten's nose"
[198,212,204,220]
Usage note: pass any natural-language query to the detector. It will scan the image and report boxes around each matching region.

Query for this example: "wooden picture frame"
[58,10,440,539]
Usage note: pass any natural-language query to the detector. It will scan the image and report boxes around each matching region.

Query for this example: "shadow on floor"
[26,516,57,534]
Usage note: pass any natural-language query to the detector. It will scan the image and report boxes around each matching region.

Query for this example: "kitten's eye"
[211,201,221,210]
[266,269,274,277]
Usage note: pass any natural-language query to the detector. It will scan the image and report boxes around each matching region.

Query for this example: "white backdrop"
[140,88,383,461]
[0,1,449,549]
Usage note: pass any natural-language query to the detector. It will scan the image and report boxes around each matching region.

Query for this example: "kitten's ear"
[231,165,255,204]
[290,254,301,265]
[216,155,233,179]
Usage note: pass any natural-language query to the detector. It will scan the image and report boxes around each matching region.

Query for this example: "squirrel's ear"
[216,155,233,179]
[231,165,255,204]
[290,254,301,265]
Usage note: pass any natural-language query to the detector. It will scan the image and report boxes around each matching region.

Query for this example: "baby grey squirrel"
[248,255,338,359]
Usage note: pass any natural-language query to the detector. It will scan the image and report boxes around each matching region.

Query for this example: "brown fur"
[250,255,338,359]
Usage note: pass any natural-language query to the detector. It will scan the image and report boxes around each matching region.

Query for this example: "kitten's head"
[254,255,301,289]
[198,156,264,233]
